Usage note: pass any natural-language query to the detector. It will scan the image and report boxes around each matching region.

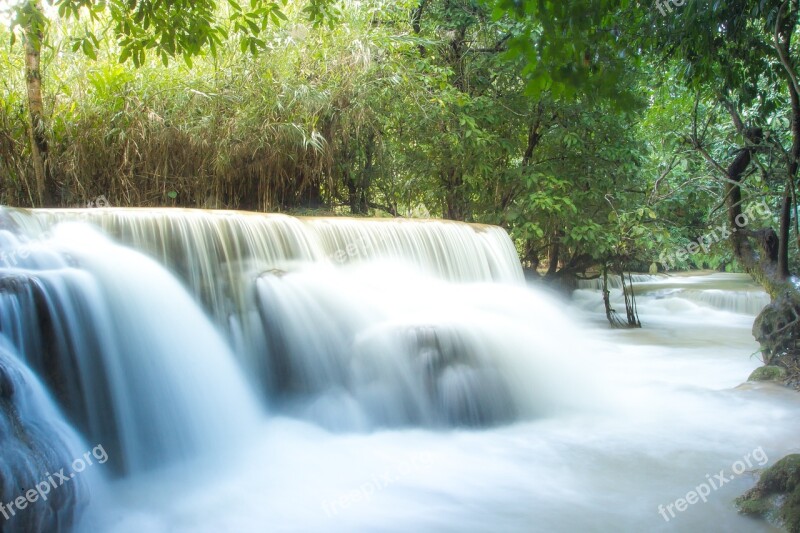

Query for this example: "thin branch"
[689,136,731,179]
[774,0,800,101]
[651,154,679,200]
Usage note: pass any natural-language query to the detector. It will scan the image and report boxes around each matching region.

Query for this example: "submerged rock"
[736,454,800,532]
[407,324,518,427]
[0,341,88,533]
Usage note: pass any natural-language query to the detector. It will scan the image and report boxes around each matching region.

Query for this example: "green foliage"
[490,0,640,106]
[635,0,799,275]
[3,0,338,65]
[54,0,287,65]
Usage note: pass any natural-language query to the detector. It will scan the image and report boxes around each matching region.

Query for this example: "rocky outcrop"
[752,287,800,388]
[737,454,800,532]
[748,365,789,382]
[0,342,87,533]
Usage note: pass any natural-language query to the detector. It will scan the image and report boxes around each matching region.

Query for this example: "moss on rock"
[748,365,788,382]
[736,454,800,532]
[752,287,800,388]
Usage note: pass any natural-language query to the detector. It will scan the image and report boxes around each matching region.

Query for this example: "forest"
[2,1,800,531]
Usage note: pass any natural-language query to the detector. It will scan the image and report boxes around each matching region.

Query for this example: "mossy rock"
[748,365,788,382]
[753,287,800,378]
[736,454,800,532]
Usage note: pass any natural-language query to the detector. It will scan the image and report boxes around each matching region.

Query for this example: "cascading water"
[252,265,585,430]
[0,207,797,533]
[0,337,89,533]
[575,271,771,317]
[2,208,531,429]
[0,222,261,477]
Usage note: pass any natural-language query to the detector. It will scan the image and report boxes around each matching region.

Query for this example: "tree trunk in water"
[602,264,642,329]
[620,270,642,328]
[546,232,560,277]
[23,1,51,206]
[602,266,614,325]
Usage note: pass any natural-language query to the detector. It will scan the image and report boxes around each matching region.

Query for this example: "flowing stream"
[0,207,796,532]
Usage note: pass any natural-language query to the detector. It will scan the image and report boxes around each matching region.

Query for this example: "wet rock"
[753,288,800,388]
[737,454,800,532]
[405,324,517,427]
[748,365,788,382]
[0,344,88,533]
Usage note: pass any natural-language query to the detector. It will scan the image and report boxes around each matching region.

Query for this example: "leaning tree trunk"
[718,108,799,376]
[22,0,51,206]
[719,120,782,292]
[442,168,468,221]
[739,3,800,382]
[719,82,800,381]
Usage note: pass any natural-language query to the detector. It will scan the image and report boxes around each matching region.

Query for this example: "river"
[0,208,796,532]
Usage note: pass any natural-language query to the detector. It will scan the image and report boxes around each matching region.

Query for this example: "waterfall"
[254,269,524,430]
[6,208,523,286]
[654,288,770,315]
[0,208,538,436]
[0,223,261,475]
[0,338,89,533]
[6,208,523,366]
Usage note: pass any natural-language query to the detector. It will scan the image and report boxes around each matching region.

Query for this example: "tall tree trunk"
[775,0,800,280]
[346,171,359,214]
[442,169,467,220]
[357,133,375,214]
[717,102,783,295]
[22,1,51,206]
[545,231,560,276]
[778,65,800,279]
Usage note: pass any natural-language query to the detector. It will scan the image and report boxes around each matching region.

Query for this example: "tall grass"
[0,3,409,211]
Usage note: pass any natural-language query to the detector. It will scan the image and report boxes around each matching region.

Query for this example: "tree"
[636,0,796,291]
[628,0,800,374]
[11,1,49,205]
